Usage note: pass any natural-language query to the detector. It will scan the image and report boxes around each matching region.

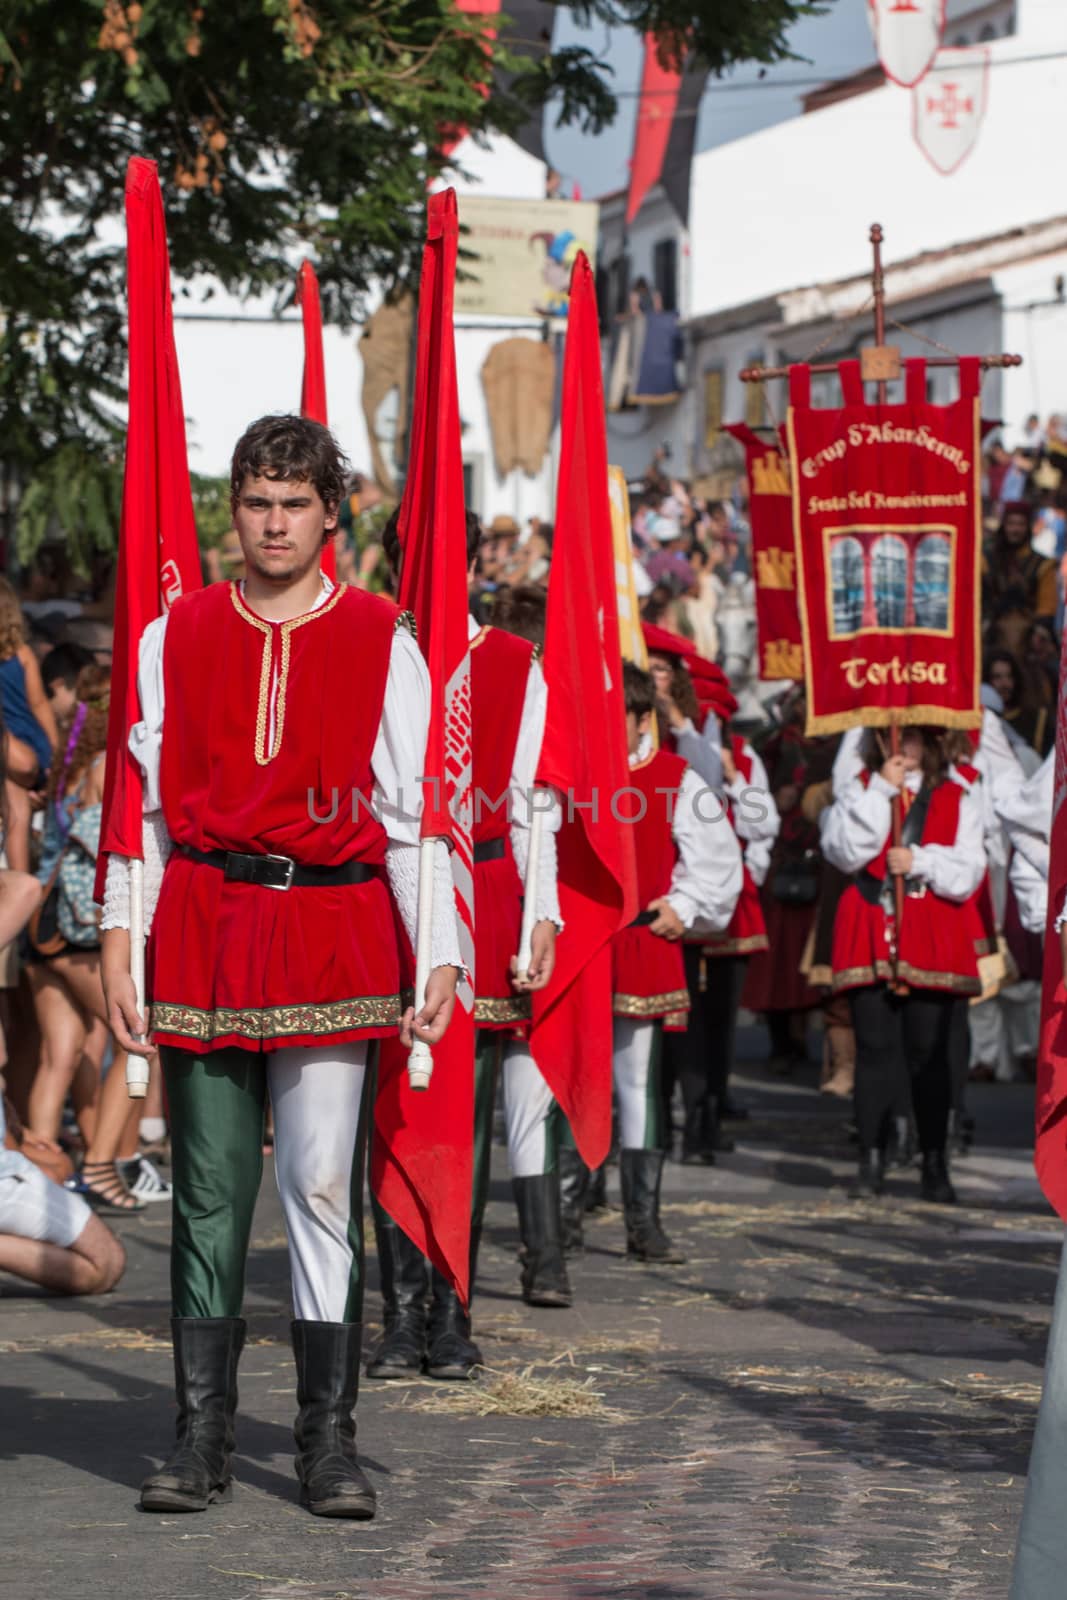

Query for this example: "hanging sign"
[913,46,990,175]
[868,0,945,88]
[725,424,803,681]
[786,356,983,735]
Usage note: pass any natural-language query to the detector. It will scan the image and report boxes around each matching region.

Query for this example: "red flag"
[295,259,335,582]
[531,252,638,1167]
[626,36,683,225]
[371,189,475,1301]
[1037,641,1067,1217]
[96,157,202,900]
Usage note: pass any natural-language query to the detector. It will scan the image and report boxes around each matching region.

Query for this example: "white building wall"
[688,4,1066,321]
[173,133,558,522]
[996,250,1067,427]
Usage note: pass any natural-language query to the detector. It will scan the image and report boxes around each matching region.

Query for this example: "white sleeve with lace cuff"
[100,811,174,937]
[385,838,465,973]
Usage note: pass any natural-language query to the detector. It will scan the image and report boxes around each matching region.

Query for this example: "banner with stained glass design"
[786,356,982,736]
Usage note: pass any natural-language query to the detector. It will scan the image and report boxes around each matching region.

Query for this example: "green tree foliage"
[0,0,829,564]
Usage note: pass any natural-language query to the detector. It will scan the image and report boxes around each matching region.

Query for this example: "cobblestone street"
[1,1040,1055,1600]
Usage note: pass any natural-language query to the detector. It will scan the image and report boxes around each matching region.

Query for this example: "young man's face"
[232,474,336,584]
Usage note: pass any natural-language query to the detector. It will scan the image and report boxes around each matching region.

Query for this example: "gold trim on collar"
[229,581,347,766]
[469,624,490,651]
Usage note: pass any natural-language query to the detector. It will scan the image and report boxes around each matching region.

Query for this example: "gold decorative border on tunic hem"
[474,995,532,1024]
[831,961,980,996]
[152,993,401,1042]
[612,988,691,1017]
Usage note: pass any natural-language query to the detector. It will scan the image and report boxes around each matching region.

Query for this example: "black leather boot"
[512,1175,572,1307]
[292,1320,376,1518]
[920,1149,957,1205]
[365,1212,428,1379]
[680,1105,716,1166]
[849,1148,886,1199]
[619,1149,686,1263]
[558,1148,589,1251]
[426,1270,483,1379]
[141,1317,245,1512]
[584,1162,608,1212]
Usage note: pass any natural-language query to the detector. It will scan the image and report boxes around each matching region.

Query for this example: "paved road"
[0,1038,1056,1600]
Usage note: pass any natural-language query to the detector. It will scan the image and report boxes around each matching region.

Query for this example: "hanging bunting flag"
[867,0,945,89]
[912,46,990,175]
[626,35,683,225]
[786,356,984,736]
[725,424,803,681]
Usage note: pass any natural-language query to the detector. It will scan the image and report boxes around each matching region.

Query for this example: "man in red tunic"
[367,513,563,1384]
[611,663,743,1258]
[101,416,462,1519]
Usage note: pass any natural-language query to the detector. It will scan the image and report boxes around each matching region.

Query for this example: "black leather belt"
[628,910,658,927]
[855,871,885,907]
[473,838,506,864]
[181,845,377,892]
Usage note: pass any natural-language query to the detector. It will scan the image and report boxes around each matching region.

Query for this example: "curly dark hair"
[623,660,656,720]
[230,415,349,514]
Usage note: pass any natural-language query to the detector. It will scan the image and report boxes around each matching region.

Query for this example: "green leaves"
[1,0,832,564]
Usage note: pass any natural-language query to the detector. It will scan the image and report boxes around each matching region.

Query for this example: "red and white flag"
[531,251,639,1168]
[295,258,335,580]
[912,46,990,175]
[868,0,945,88]
[1036,635,1067,1219]
[371,189,475,1301]
[96,157,202,900]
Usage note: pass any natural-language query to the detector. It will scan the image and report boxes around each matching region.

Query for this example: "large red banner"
[725,423,802,681]
[786,356,982,736]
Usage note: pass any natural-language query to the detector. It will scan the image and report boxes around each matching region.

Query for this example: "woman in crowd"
[820,726,987,1202]
[984,649,1053,759]
[0,577,59,872]
[23,665,151,1211]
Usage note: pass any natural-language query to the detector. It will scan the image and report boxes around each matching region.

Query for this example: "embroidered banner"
[786,356,983,735]
[726,423,802,681]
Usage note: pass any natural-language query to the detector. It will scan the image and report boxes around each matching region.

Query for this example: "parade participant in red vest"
[678,684,780,1160]
[100,416,464,1520]
[820,725,986,1203]
[612,663,742,1258]
[366,511,564,1384]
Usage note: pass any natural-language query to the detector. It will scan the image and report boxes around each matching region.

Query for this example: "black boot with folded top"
[140,1317,245,1512]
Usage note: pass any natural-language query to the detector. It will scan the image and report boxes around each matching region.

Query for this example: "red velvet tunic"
[149,581,405,1052]
[611,748,690,1020]
[831,772,981,996]
[700,738,769,960]
[470,625,534,1029]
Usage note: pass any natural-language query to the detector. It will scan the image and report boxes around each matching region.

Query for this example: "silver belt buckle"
[904,877,927,900]
[262,853,296,891]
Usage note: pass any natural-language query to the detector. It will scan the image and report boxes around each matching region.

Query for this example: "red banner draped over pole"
[96,157,202,901]
[371,189,475,1301]
[725,423,803,681]
[295,259,335,581]
[1036,652,1067,1218]
[531,251,638,1169]
[626,36,683,225]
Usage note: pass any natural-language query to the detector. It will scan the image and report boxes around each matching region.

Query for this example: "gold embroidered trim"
[612,988,691,1017]
[663,1009,688,1029]
[474,994,532,1024]
[396,609,417,639]
[152,993,400,1043]
[229,581,347,767]
[699,934,769,956]
[469,624,490,651]
[830,960,980,996]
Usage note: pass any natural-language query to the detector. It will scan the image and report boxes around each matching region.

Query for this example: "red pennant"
[295,259,334,581]
[96,157,202,900]
[372,190,475,1302]
[531,252,639,1167]
[626,36,683,226]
